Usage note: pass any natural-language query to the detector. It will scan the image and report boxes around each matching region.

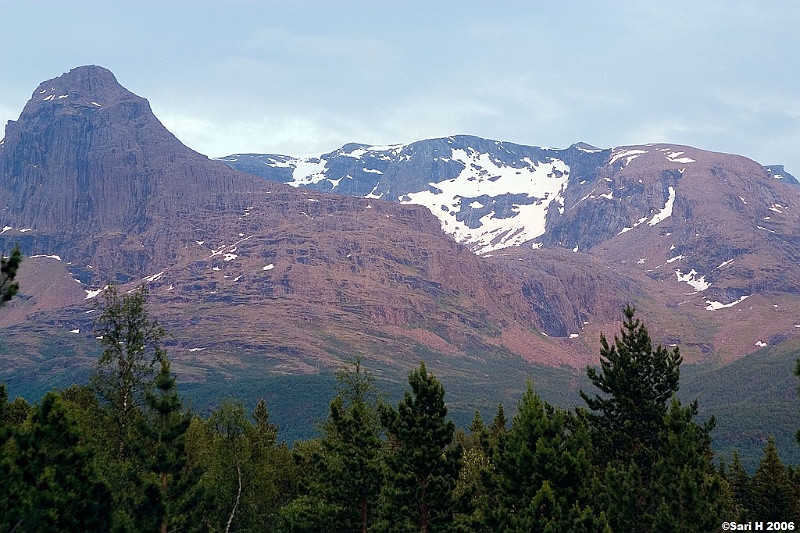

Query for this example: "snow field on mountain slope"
[403,148,570,254]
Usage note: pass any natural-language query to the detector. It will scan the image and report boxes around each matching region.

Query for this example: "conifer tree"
[580,304,681,469]
[139,357,198,533]
[492,382,607,531]
[580,305,726,531]
[650,398,728,530]
[727,452,752,520]
[316,357,384,532]
[1,392,112,532]
[379,361,461,532]
[750,436,797,520]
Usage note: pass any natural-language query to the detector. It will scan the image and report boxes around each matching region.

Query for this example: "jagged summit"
[0,65,281,280]
[30,65,122,102]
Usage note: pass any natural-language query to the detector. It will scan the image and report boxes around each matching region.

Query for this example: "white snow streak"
[648,187,676,226]
[705,295,750,310]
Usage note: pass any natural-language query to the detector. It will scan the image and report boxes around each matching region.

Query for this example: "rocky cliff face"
[1,66,641,378]
[220,134,800,362]
[3,66,800,385]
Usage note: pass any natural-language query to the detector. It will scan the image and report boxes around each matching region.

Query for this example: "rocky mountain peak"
[0,65,266,280]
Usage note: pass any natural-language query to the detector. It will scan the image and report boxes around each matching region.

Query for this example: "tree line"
[1,262,800,530]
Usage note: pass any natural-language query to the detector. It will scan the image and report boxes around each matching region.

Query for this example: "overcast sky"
[1,1,799,173]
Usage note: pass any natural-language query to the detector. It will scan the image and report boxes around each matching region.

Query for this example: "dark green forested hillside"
[3,286,800,531]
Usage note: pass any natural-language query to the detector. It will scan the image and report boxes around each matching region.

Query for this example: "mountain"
[0,66,640,386]
[3,65,800,400]
[219,136,800,362]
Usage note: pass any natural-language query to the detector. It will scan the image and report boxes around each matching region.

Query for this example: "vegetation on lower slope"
[3,286,800,530]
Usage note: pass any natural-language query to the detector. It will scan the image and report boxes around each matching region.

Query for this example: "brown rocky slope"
[1,66,798,385]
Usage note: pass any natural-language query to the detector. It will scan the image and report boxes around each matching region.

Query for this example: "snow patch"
[609,149,647,166]
[705,295,750,311]
[666,151,695,163]
[675,269,710,292]
[143,271,164,283]
[29,254,62,261]
[403,148,570,254]
[85,286,108,300]
[647,186,675,226]
[263,264,274,271]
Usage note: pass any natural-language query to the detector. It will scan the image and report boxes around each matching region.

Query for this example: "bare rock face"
[3,65,800,384]
[222,137,800,364]
[2,66,628,377]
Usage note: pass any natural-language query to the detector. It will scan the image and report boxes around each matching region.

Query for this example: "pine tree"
[1,392,112,532]
[316,357,385,532]
[139,357,197,533]
[492,382,607,531]
[580,304,681,469]
[580,305,726,531]
[750,436,796,520]
[650,398,728,530]
[379,361,461,532]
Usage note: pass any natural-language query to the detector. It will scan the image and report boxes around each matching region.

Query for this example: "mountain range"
[218,130,800,362]
[4,65,800,461]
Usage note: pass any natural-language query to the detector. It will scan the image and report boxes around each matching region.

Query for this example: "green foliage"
[581,304,682,467]
[726,452,752,520]
[378,361,462,532]
[280,357,386,531]
[0,244,22,307]
[749,436,798,520]
[138,357,199,532]
[188,398,297,531]
[4,301,800,530]
[581,305,728,532]
[489,382,607,531]
[91,284,167,460]
[649,398,729,530]
[0,391,112,532]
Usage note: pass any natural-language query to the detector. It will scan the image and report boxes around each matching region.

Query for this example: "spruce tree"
[492,382,607,531]
[750,436,796,520]
[727,452,752,520]
[1,392,112,532]
[379,361,461,532]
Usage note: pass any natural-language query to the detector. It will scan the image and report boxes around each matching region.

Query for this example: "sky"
[1,1,799,174]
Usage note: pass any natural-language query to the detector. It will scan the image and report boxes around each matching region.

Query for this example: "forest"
[1,247,800,532]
